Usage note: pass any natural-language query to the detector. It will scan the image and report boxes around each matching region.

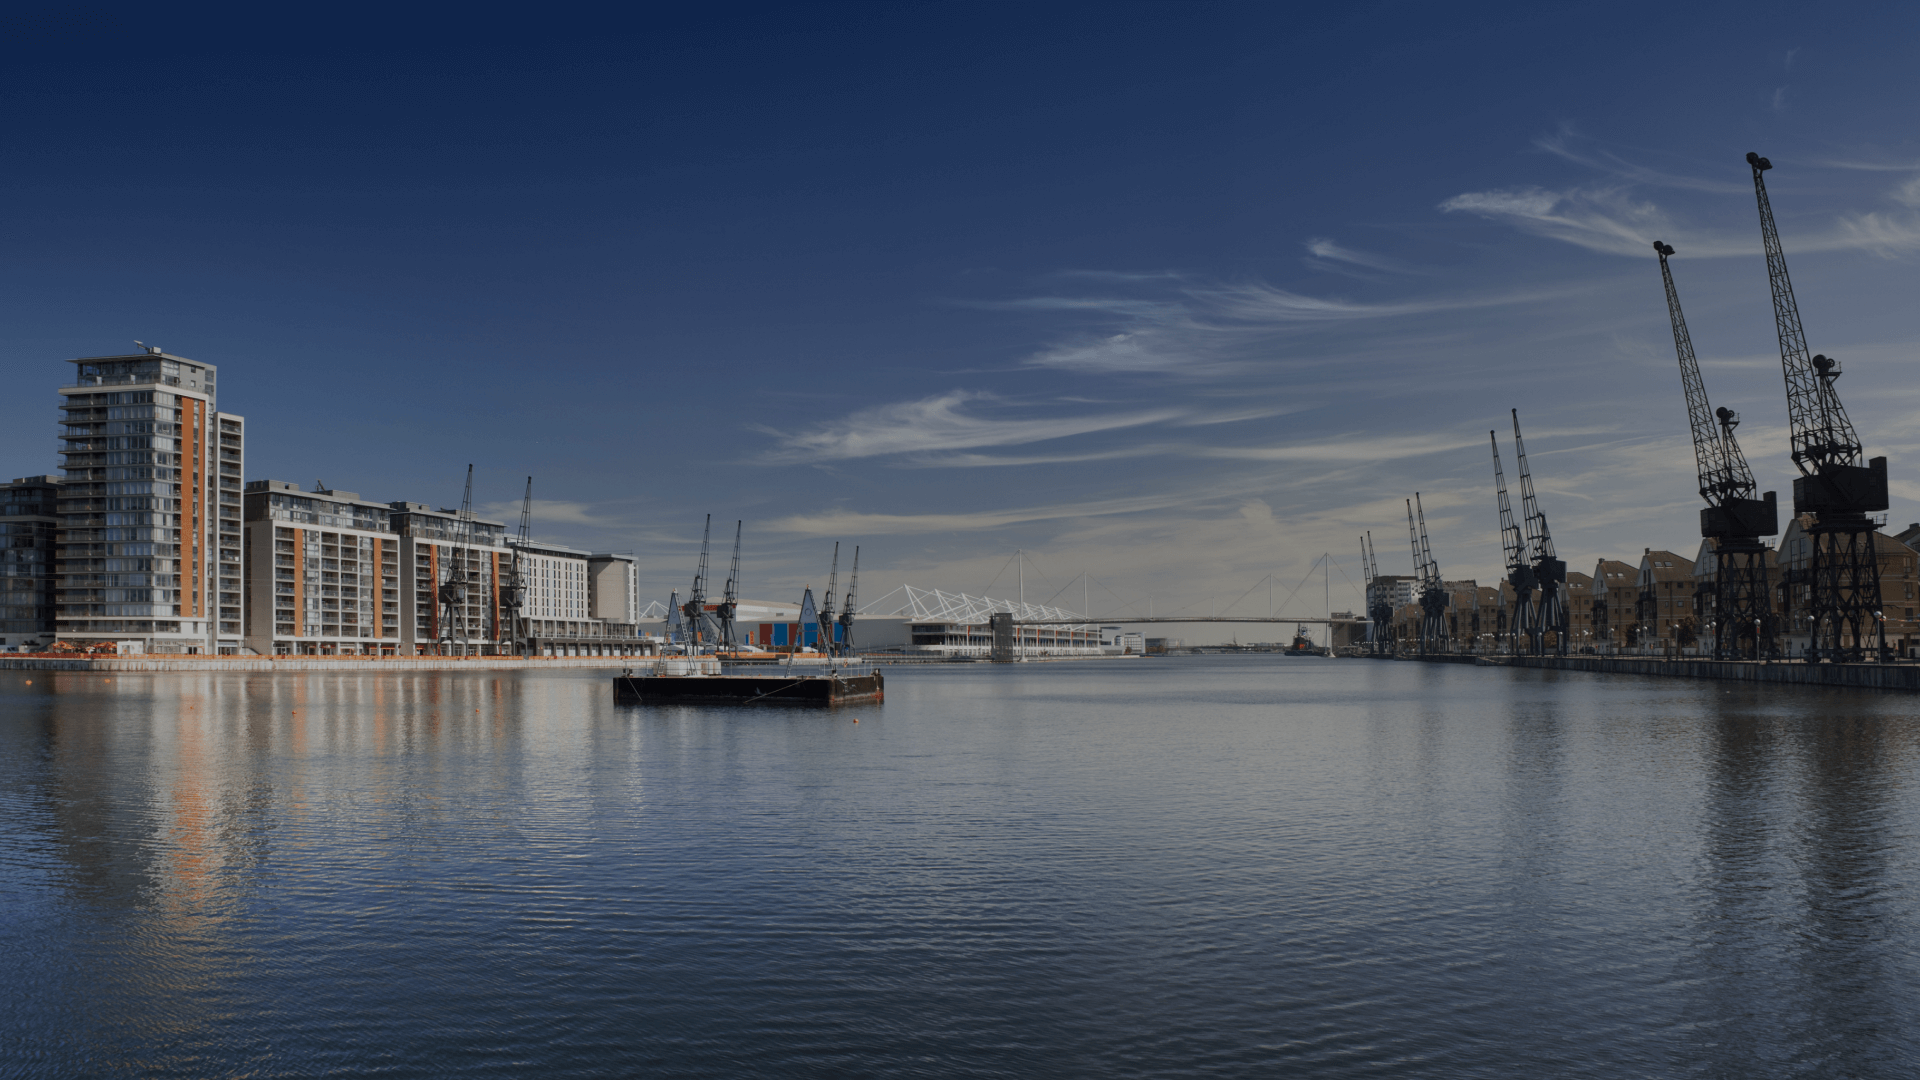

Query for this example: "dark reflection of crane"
[1687,689,1785,1076]
[1783,706,1902,1073]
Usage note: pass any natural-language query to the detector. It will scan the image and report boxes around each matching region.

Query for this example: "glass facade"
[52,352,242,653]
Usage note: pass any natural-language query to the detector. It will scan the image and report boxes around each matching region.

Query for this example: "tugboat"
[1284,624,1318,656]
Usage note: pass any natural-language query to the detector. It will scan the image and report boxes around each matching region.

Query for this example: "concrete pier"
[1491,654,1920,691]
[0,655,650,673]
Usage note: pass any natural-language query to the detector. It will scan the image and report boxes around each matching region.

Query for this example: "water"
[3,657,1918,1078]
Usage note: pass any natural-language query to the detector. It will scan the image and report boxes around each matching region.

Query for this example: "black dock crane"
[819,542,840,655]
[1364,532,1393,655]
[837,546,860,656]
[681,515,711,649]
[498,476,533,654]
[716,521,742,651]
[1747,151,1889,662]
[1654,240,1778,659]
[1512,411,1568,655]
[436,464,476,656]
[1407,494,1449,654]
[1490,429,1536,655]
[1360,533,1376,652]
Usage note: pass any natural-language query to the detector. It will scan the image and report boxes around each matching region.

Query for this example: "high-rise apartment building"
[54,349,243,654]
[0,475,60,648]
[242,481,402,655]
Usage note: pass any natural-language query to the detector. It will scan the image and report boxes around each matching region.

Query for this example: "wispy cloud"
[1534,130,1749,194]
[1438,185,1707,257]
[1010,275,1572,376]
[1442,182,1920,259]
[478,498,611,527]
[1303,237,1421,274]
[766,491,1198,535]
[761,390,1185,461]
[1815,158,1920,172]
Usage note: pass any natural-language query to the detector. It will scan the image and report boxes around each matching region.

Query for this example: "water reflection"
[5,662,1920,1077]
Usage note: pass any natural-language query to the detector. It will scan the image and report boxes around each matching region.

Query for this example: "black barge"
[615,667,884,706]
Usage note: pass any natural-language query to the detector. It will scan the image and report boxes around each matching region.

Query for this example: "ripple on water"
[1,659,1919,1077]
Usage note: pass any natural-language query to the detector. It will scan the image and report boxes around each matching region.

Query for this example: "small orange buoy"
[852,718,860,723]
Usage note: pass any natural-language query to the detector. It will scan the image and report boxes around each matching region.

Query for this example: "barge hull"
[615,671,883,705]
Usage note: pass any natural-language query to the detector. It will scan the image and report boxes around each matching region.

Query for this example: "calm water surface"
[3,657,1918,1077]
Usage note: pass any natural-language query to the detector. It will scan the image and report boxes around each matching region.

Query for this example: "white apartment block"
[243,481,401,655]
[507,539,644,656]
[55,349,244,654]
[387,502,511,655]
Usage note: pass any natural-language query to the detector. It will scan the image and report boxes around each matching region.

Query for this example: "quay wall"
[0,655,655,673]
[1489,654,1920,692]
[0,652,1052,674]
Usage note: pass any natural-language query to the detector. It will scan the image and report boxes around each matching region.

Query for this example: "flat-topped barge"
[615,661,884,705]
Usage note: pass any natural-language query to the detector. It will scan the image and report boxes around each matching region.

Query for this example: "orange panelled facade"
[373,540,384,639]
[428,546,439,641]
[185,397,204,619]
[290,529,303,638]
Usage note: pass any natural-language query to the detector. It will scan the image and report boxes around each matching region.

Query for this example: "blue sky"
[4,4,1918,631]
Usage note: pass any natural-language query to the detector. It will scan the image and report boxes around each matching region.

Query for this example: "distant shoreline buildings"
[1,348,645,657]
[1366,531,1920,659]
[2,348,1114,659]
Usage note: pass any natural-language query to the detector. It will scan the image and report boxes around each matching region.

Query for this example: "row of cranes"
[433,467,538,656]
[1652,152,1887,662]
[1359,411,1566,658]
[1360,151,1892,663]
[665,517,862,656]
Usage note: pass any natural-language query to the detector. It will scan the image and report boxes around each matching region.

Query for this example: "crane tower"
[498,477,533,654]
[716,521,742,650]
[1490,430,1536,654]
[1747,152,1889,662]
[681,515,712,650]
[1407,494,1449,654]
[1654,241,1779,659]
[436,465,477,656]
[836,546,860,656]
[819,542,839,656]
[1364,532,1393,655]
[1511,411,1568,655]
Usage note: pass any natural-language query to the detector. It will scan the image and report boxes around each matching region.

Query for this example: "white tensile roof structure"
[857,585,1091,627]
